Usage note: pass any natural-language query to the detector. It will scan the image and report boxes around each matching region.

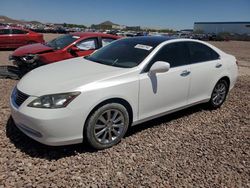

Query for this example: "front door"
[139,42,191,120]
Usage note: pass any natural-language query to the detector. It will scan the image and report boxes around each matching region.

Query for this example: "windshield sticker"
[134,44,153,51]
[72,36,80,39]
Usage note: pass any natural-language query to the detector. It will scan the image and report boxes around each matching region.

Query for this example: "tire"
[208,79,229,109]
[84,103,129,149]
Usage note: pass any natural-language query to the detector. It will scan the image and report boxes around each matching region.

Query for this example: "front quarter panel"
[68,69,140,127]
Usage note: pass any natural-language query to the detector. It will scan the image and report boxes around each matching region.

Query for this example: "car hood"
[12,43,53,56]
[17,57,130,96]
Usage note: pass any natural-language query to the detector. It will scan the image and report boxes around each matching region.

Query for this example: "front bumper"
[10,94,84,146]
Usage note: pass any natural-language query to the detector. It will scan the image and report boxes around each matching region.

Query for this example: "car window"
[146,42,189,71]
[0,29,11,35]
[76,38,98,50]
[11,29,28,34]
[102,38,115,47]
[187,42,219,63]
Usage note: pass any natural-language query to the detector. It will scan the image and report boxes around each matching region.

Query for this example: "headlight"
[21,54,39,63]
[28,92,81,108]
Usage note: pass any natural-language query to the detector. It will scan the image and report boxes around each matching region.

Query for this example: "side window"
[0,29,11,35]
[12,29,28,34]
[187,42,219,63]
[76,38,98,50]
[147,42,189,71]
[102,38,115,47]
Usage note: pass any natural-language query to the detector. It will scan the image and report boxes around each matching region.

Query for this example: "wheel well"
[219,76,230,88]
[86,98,133,126]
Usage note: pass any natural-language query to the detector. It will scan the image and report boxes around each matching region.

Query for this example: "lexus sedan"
[9,32,120,75]
[10,37,238,149]
[0,26,44,49]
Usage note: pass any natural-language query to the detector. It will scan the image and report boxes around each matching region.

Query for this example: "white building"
[194,22,250,34]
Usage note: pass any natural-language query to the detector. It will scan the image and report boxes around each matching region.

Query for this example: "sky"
[1,0,250,30]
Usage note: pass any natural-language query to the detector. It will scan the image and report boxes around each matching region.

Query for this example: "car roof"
[70,32,120,39]
[120,36,176,47]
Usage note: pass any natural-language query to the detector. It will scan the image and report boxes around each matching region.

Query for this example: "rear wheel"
[84,103,129,149]
[208,79,229,109]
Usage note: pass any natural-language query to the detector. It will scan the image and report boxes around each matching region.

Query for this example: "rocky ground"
[0,36,249,187]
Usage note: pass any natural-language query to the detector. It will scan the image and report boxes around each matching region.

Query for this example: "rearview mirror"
[149,61,170,74]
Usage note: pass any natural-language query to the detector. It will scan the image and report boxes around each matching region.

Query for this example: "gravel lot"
[0,35,249,187]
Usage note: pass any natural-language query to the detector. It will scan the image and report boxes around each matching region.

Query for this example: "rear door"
[186,41,222,104]
[0,29,12,48]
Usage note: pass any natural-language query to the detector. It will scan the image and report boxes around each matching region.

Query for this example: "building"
[91,21,120,30]
[194,22,250,34]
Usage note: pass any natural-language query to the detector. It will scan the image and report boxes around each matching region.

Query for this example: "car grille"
[13,88,29,107]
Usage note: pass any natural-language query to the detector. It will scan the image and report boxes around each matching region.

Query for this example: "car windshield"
[46,34,79,49]
[85,38,156,68]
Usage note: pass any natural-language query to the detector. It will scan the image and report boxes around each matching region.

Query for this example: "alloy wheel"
[94,109,125,144]
[212,82,227,106]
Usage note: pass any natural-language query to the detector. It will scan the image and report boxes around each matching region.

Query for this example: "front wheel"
[208,79,229,109]
[84,103,129,149]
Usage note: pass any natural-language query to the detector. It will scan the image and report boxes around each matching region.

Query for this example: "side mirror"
[70,46,80,52]
[149,61,170,74]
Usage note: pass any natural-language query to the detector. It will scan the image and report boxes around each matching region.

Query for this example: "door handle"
[215,63,222,68]
[180,70,191,77]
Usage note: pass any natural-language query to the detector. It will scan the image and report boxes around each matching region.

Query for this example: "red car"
[0,26,44,49]
[9,32,120,75]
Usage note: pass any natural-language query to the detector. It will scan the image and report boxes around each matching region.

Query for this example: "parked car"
[10,37,238,149]
[0,26,44,49]
[9,32,120,75]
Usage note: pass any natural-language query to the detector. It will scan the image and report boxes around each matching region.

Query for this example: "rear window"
[187,42,219,63]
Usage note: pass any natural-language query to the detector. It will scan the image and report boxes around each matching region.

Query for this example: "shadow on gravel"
[126,104,205,137]
[6,104,206,160]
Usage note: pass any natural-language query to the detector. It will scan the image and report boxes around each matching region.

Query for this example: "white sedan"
[10,37,238,149]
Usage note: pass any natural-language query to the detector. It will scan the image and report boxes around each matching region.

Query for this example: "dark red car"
[0,26,44,49]
[9,32,120,75]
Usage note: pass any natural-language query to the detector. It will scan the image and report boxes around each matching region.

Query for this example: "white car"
[10,37,238,149]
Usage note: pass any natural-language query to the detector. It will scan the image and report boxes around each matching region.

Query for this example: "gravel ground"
[0,37,250,187]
